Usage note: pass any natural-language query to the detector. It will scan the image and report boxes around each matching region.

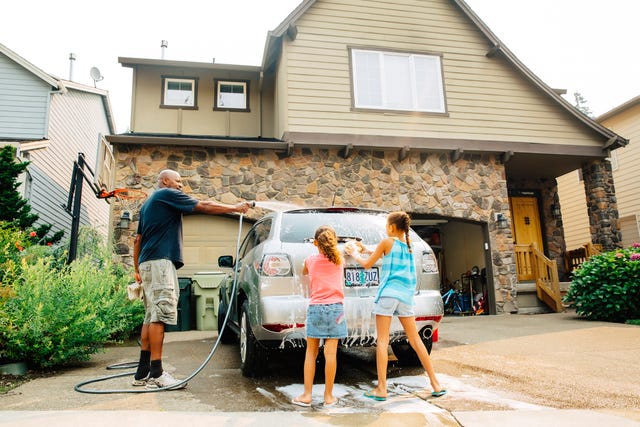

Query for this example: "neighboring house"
[0,42,116,242]
[558,95,640,249]
[107,0,627,314]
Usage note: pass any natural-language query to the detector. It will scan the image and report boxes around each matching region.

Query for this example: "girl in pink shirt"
[292,225,346,408]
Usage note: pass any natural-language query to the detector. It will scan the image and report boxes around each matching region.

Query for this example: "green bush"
[0,226,144,368]
[564,243,640,323]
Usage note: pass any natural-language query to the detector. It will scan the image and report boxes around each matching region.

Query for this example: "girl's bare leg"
[323,338,339,404]
[398,316,443,393]
[295,338,320,404]
[372,315,392,397]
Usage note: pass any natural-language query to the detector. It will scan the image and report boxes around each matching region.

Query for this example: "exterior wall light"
[496,213,509,229]
[551,204,562,219]
[119,211,131,229]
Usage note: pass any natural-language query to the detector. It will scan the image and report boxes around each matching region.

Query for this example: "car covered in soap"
[217,207,443,377]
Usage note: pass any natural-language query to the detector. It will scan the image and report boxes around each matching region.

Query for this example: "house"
[107,0,627,314]
[0,42,116,243]
[558,95,640,251]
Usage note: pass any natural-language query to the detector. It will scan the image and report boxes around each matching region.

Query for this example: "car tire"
[217,297,236,344]
[239,300,268,377]
[391,333,433,366]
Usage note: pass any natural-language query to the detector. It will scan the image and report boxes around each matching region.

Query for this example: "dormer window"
[350,48,446,113]
[214,79,250,112]
[161,76,198,109]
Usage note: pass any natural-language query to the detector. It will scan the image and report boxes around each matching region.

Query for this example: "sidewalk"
[1,311,639,426]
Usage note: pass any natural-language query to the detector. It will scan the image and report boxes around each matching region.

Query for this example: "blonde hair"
[315,225,343,265]
[388,211,412,253]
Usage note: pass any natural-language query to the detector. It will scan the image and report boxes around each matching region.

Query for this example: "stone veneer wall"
[582,159,621,251]
[113,144,517,313]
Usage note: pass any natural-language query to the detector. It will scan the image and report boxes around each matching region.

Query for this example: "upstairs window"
[215,79,250,112]
[351,48,446,113]
[161,77,198,109]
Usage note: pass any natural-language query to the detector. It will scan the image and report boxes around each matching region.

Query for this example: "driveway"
[1,310,639,426]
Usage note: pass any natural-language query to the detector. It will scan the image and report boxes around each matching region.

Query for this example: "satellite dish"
[90,67,104,87]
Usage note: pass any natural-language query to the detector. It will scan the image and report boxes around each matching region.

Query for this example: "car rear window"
[280,211,391,243]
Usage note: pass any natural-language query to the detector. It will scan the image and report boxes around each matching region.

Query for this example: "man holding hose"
[133,169,251,389]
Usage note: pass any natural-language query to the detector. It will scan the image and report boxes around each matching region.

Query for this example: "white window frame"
[214,79,250,112]
[161,76,197,109]
[351,48,446,113]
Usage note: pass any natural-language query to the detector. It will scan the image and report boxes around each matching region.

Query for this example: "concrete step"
[516,281,552,314]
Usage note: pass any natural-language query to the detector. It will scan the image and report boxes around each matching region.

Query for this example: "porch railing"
[564,242,602,273]
[515,243,563,312]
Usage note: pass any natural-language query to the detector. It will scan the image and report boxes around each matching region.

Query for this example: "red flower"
[47,242,52,246]
[29,231,37,237]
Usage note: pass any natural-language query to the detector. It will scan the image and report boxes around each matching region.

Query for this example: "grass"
[626,319,640,326]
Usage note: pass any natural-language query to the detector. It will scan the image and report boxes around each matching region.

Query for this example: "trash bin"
[192,271,226,331]
[166,277,192,332]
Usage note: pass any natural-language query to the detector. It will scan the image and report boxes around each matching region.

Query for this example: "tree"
[0,145,63,245]
[573,92,593,117]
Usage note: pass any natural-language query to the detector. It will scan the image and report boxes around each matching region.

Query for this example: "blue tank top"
[375,239,417,306]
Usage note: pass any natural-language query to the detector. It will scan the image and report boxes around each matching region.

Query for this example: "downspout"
[259,71,263,137]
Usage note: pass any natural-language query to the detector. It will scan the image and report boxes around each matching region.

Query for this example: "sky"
[2,0,639,133]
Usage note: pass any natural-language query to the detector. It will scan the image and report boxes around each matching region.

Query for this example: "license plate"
[344,267,379,287]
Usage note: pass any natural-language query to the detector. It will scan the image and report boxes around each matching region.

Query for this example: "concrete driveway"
[1,310,639,426]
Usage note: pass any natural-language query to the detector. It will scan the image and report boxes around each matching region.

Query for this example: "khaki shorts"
[140,259,179,325]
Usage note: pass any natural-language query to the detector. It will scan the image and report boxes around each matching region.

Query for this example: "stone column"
[582,159,621,251]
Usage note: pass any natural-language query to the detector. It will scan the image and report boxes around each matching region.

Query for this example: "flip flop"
[323,398,339,407]
[291,397,311,407]
[431,390,447,398]
[363,390,387,401]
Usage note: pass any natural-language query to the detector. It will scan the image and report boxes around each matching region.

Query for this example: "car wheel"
[239,300,267,377]
[217,297,236,344]
[391,332,433,366]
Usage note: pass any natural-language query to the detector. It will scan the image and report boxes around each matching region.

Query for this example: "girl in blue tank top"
[346,211,446,401]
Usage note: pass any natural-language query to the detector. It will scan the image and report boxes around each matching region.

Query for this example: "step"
[516,281,552,314]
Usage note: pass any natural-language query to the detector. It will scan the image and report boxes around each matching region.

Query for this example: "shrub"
[564,243,640,322]
[0,227,144,368]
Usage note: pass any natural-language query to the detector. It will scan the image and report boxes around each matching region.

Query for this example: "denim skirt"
[306,302,348,339]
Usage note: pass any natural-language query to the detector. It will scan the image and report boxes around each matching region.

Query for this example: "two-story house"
[0,42,116,243]
[107,0,626,315]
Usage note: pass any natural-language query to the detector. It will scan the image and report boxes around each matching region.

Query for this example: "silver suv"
[217,207,443,377]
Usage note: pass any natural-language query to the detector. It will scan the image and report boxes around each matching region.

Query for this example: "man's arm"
[193,200,251,215]
[133,234,142,283]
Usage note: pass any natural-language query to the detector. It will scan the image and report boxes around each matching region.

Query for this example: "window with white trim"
[351,49,446,113]
[161,77,197,108]
[215,80,250,111]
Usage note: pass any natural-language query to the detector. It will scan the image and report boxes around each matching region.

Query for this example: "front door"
[510,197,544,280]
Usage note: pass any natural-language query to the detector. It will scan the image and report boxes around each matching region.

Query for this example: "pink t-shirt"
[305,253,345,305]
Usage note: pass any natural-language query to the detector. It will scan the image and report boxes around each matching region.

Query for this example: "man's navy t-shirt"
[137,188,198,269]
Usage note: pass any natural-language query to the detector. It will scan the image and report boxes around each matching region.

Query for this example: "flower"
[29,231,37,237]
[630,253,640,261]
[615,252,625,258]
[633,242,640,248]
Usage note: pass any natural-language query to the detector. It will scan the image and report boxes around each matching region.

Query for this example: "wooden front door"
[510,197,544,280]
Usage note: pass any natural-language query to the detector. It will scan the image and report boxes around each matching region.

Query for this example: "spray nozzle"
[248,201,256,208]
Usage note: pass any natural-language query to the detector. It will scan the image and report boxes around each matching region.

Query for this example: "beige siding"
[275,43,289,139]
[604,104,640,219]
[557,170,591,250]
[280,0,599,145]
[619,214,640,248]
[131,66,261,137]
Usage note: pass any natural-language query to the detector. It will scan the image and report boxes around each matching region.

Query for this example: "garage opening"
[412,216,494,316]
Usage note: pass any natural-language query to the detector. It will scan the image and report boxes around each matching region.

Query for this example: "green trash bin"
[192,271,226,331]
[166,277,192,332]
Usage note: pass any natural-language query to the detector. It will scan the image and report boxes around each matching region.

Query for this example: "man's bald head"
[158,169,183,190]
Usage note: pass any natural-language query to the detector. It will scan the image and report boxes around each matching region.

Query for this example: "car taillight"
[260,254,292,277]
[421,251,438,273]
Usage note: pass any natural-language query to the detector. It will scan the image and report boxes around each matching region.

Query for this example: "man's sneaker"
[131,373,149,386]
[145,371,187,390]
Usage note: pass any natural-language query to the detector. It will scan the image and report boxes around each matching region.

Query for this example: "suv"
[217,207,443,377]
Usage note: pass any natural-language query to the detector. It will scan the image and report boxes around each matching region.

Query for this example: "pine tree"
[0,145,63,245]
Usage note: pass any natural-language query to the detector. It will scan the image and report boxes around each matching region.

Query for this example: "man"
[132,169,251,389]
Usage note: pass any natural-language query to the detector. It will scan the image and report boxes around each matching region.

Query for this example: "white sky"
[2,0,639,133]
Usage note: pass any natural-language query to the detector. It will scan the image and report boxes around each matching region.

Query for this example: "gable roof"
[597,95,640,122]
[261,0,627,151]
[0,42,117,134]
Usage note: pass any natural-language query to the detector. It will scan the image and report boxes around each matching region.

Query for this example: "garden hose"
[74,213,246,394]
